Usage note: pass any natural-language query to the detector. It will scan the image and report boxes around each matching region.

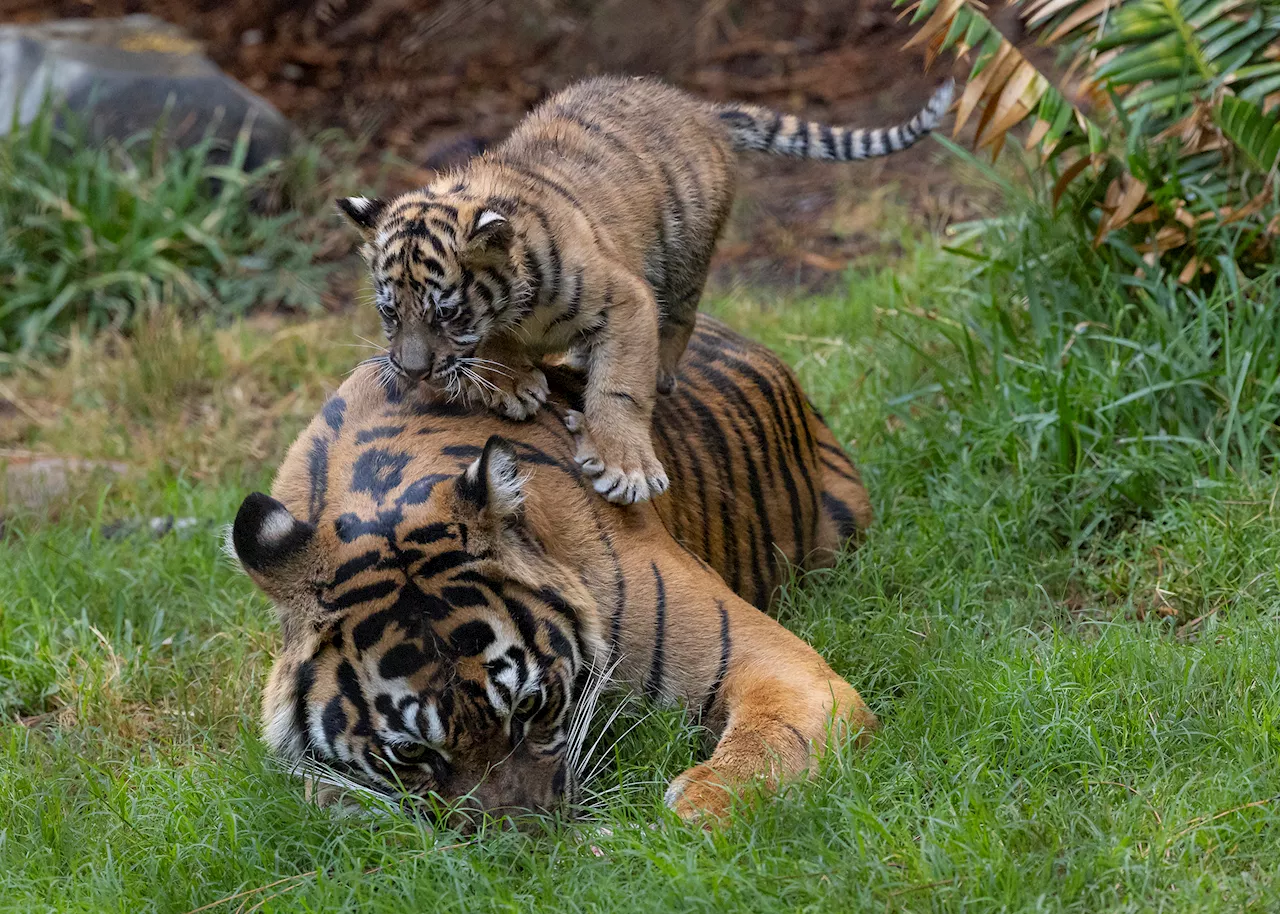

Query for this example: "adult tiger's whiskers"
[565,655,621,777]
[578,708,655,789]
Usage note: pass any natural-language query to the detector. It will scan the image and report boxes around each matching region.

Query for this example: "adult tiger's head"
[337,191,523,389]
[232,427,606,825]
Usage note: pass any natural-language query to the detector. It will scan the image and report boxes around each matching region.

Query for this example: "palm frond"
[1218,93,1280,171]
[898,0,1280,281]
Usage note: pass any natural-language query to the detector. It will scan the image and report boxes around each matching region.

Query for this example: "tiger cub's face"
[233,437,600,826]
[337,193,521,391]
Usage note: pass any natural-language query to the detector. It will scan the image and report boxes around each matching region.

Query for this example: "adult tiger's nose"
[397,337,434,382]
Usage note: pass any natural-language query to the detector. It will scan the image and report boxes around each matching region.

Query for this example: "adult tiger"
[231,315,875,824]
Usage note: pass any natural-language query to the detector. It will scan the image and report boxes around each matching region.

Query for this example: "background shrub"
[898,0,1280,284]
[0,106,334,360]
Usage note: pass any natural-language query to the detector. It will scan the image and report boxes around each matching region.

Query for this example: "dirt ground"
[7,0,1014,289]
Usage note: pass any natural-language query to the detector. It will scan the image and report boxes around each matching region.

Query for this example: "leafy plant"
[0,104,335,360]
[898,0,1280,281]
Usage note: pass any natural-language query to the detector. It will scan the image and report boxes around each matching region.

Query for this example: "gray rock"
[1,453,129,520]
[0,15,292,170]
[99,514,208,540]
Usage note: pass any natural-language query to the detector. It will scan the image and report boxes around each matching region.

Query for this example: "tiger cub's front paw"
[464,364,549,420]
[564,409,668,505]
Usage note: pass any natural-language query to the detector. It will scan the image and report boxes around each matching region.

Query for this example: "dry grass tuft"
[0,306,385,493]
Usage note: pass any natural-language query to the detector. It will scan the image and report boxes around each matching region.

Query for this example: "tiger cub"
[338,75,953,505]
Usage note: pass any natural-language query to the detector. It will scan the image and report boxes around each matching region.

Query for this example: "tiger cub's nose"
[397,337,434,381]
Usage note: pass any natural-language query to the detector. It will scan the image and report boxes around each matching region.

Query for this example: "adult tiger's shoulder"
[232,315,874,825]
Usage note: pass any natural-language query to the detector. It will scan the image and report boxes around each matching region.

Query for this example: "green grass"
[0,107,362,360]
[4,183,1280,910]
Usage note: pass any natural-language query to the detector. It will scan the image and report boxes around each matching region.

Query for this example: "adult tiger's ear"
[230,492,317,601]
[455,435,527,526]
[335,196,387,241]
[464,209,514,261]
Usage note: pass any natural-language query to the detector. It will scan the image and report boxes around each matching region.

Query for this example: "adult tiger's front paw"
[565,409,668,505]
[464,364,548,420]
[664,764,735,825]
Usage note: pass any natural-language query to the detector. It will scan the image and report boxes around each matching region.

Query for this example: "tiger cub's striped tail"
[716,80,954,161]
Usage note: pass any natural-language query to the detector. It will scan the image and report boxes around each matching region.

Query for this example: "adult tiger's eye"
[389,743,428,764]
[513,694,540,720]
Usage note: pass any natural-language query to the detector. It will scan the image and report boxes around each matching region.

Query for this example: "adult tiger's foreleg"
[605,524,876,824]
[663,588,875,823]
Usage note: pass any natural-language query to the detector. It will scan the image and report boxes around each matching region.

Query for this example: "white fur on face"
[263,689,305,757]
[422,702,446,746]
[479,629,542,732]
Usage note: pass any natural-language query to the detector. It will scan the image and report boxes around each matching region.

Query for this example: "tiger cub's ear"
[455,435,527,526]
[336,196,388,241]
[464,209,515,261]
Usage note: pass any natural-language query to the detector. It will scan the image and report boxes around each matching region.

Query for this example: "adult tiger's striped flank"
[231,316,875,826]
[338,75,953,506]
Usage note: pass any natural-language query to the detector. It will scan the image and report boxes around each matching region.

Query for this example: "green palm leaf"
[896,0,1280,280]
[1217,94,1280,172]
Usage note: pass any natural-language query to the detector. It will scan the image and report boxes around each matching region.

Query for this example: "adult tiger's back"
[555,314,872,611]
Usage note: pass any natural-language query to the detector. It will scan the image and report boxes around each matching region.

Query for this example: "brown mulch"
[5,0,1022,289]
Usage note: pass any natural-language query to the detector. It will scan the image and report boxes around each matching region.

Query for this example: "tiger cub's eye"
[435,300,460,322]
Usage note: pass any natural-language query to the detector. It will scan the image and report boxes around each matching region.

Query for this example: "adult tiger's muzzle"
[433,746,571,831]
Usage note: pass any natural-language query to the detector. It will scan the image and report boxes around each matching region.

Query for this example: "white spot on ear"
[475,209,506,230]
[487,447,526,516]
[259,509,297,545]
[346,196,374,212]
